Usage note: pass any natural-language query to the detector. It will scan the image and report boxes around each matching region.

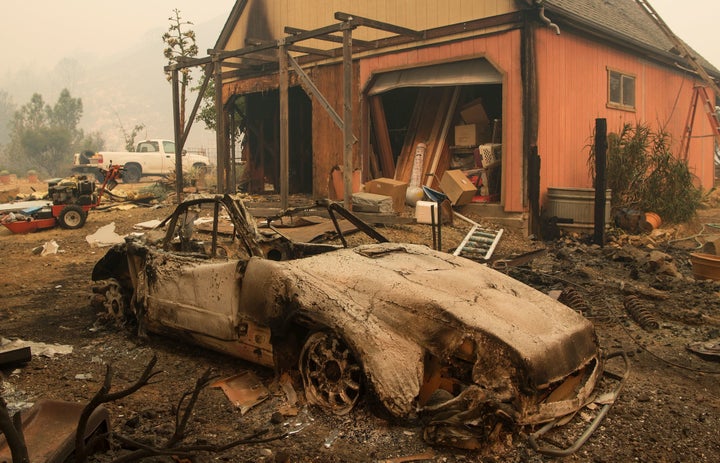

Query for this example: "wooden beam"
[247,37,335,57]
[171,69,183,203]
[284,26,374,49]
[368,96,395,177]
[220,60,265,69]
[214,60,228,193]
[335,11,424,39]
[287,54,345,132]
[343,26,354,210]
[424,87,460,187]
[288,44,336,57]
[180,63,212,150]
[279,43,290,209]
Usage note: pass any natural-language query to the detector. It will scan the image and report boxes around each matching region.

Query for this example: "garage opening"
[243,87,313,195]
[367,59,503,203]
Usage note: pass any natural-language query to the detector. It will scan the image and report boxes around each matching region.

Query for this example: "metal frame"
[164,12,423,208]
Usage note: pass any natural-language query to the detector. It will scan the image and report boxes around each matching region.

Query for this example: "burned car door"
[140,198,274,366]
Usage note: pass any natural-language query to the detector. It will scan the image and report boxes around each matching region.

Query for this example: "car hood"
[243,243,598,392]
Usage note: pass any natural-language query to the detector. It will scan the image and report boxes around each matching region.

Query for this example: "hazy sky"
[0,1,235,73]
[0,1,717,71]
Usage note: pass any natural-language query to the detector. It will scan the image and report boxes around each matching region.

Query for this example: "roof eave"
[542,3,720,80]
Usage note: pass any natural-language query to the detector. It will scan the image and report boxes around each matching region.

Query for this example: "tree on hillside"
[8,89,104,176]
[162,8,198,140]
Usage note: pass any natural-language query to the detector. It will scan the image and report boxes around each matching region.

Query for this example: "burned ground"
[1,181,720,462]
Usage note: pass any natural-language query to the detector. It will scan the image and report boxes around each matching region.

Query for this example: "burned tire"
[123,164,141,183]
[103,278,133,324]
[300,331,363,415]
[58,205,86,229]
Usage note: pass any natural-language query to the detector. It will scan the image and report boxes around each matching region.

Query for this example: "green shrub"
[589,122,702,223]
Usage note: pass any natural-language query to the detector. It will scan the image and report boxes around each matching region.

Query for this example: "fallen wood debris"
[0,346,31,367]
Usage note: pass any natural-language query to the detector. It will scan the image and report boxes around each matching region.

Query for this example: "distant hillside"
[0,14,225,160]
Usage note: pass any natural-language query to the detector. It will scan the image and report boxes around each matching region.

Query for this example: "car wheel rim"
[104,280,125,321]
[300,332,362,415]
[65,211,82,227]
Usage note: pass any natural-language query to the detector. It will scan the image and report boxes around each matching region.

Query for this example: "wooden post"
[342,26,353,210]
[528,145,540,236]
[171,68,183,203]
[279,43,290,210]
[593,118,608,246]
[214,59,227,193]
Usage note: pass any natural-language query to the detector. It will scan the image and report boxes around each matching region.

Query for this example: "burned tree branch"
[75,355,162,462]
[168,367,217,447]
[0,397,29,463]
[110,428,288,463]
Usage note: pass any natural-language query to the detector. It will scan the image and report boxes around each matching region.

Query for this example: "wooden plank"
[279,45,290,209]
[395,88,440,183]
[369,96,396,177]
[424,87,460,186]
[0,346,31,367]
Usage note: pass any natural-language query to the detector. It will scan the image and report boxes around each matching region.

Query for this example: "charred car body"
[92,194,620,451]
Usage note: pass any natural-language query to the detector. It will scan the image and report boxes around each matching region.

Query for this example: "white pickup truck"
[72,139,211,183]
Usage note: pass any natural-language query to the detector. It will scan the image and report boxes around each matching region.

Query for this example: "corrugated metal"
[535,27,715,204]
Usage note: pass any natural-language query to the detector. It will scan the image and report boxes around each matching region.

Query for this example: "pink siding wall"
[535,27,715,206]
[359,29,525,212]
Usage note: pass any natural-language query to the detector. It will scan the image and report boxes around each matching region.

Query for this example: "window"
[608,69,636,110]
[163,140,175,154]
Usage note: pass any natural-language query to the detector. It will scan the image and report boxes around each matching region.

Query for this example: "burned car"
[92,194,621,452]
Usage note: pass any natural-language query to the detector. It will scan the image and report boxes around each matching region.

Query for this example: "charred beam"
[284,26,374,49]
[246,37,336,57]
[335,12,424,39]
[287,54,345,132]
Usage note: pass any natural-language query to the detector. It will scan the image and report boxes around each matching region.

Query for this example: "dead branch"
[168,368,217,447]
[107,369,288,463]
[0,397,29,463]
[109,428,289,463]
[74,355,162,462]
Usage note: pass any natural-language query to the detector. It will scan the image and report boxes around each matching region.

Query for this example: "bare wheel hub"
[104,279,128,322]
[300,332,362,415]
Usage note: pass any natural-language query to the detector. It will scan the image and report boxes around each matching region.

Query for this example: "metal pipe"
[538,6,561,35]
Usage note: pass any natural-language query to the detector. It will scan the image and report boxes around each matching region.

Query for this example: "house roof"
[542,0,720,76]
[212,0,718,78]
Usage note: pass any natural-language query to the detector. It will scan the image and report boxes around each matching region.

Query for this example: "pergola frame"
[164,12,424,209]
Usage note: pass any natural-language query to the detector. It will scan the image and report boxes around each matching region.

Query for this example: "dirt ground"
[1,177,720,463]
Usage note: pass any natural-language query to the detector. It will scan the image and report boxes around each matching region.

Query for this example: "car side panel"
[146,258,240,340]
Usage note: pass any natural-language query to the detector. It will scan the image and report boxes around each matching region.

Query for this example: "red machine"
[1,165,124,234]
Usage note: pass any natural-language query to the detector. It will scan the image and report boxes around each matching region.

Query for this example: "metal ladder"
[453,225,503,262]
[680,86,720,159]
[635,0,720,153]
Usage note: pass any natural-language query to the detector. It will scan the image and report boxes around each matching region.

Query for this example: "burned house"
[170,0,719,233]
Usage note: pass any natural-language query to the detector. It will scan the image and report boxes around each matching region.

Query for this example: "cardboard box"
[415,200,440,224]
[454,124,481,147]
[459,98,490,126]
[364,178,408,213]
[352,192,393,213]
[440,169,477,206]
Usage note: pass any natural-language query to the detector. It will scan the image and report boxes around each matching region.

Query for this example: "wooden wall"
[535,27,715,204]
[225,0,518,51]
[309,62,362,197]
